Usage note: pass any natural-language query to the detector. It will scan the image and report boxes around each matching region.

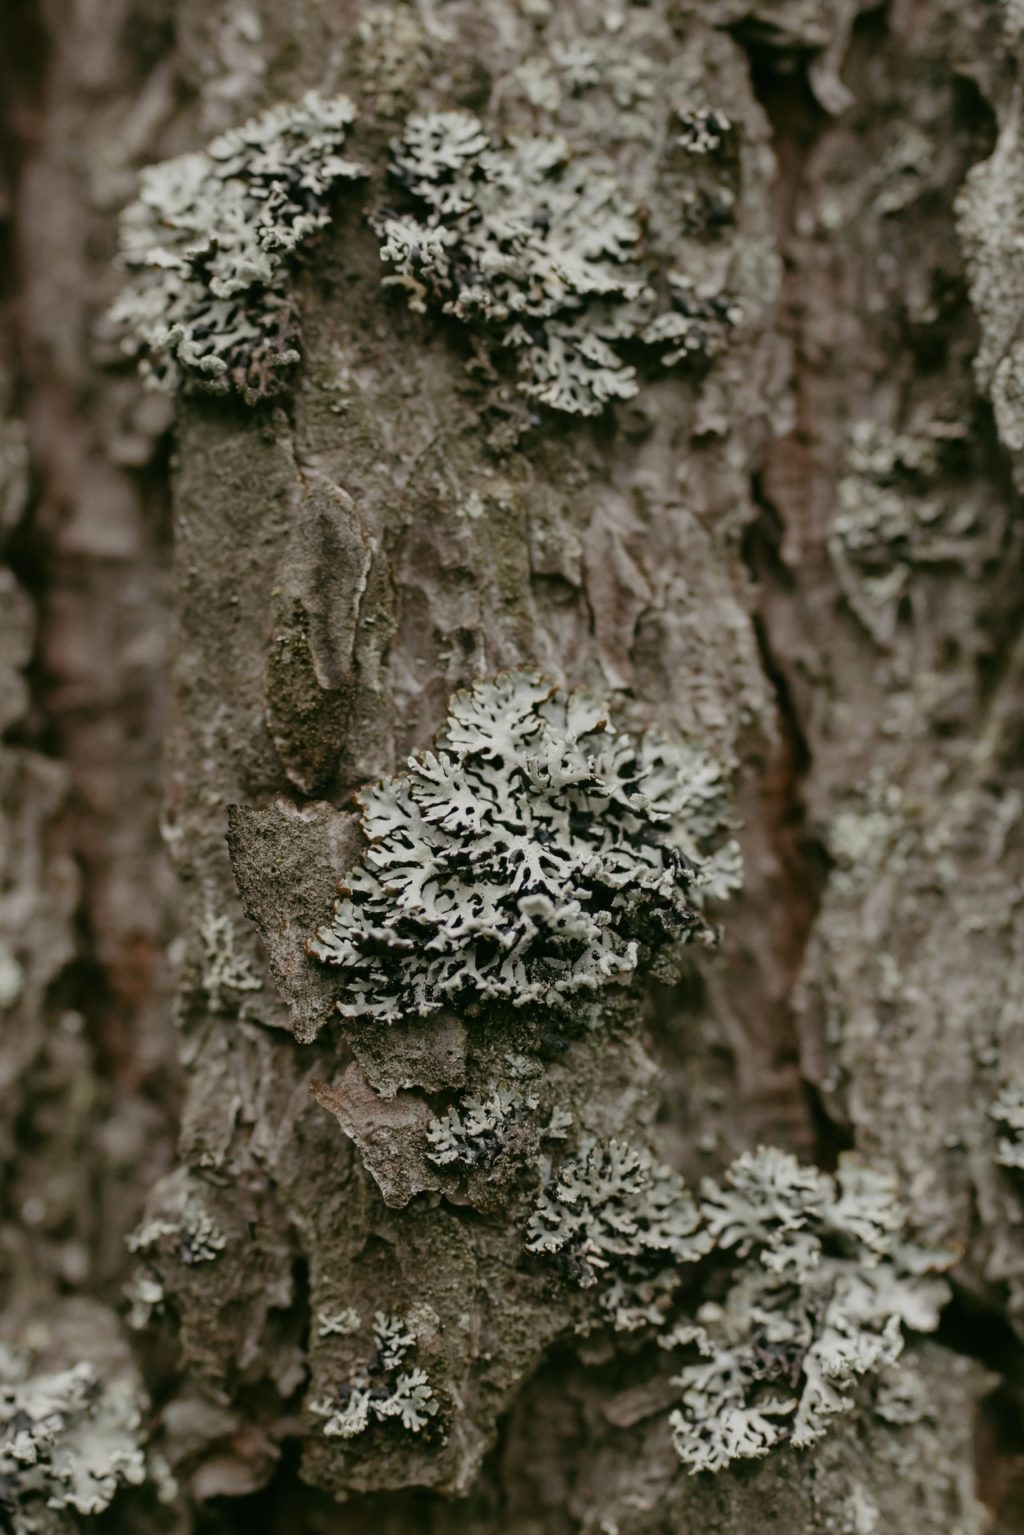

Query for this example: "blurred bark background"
[1,0,1023,1530]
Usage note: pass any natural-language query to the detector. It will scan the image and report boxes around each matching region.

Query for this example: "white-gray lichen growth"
[991,1083,1024,1171]
[526,1138,712,1330]
[310,1313,437,1439]
[199,904,263,1015]
[309,670,739,1024]
[127,1208,226,1266]
[317,1307,362,1339]
[110,93,365,402]
[376,113,738,415]
[0,1347,146,1526]
[675,106,734,156]
[426,1087,571,1169]
[666,1148,952,1474]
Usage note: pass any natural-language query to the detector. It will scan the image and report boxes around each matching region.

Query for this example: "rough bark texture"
[2,0,1023,1530]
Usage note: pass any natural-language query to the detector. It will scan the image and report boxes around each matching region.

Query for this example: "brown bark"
[1,0,1022,1530]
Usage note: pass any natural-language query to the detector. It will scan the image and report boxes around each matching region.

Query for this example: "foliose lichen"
[426,1087,572,1170]
[526,1137,712,1331]
[665,1148,952,1474]
[127,1205,226,1266]
[110,92,365,402]
[514,36,659,144]
[0,1347,146,1526]
[317,1307,361,1339]
[197,901,263,1017]
[310,1313,437,1440]
[991,1083,1024,1171]
[675,106,734,157]
[309,670,740,1024]
[375,113,739,415]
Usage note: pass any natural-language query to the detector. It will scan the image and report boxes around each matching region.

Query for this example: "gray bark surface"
[1,0,1021,1530]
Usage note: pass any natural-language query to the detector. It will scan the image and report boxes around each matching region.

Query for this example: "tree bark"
[1,0,1022,1530]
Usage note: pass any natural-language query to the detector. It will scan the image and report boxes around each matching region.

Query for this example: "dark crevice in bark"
[0,0,49,316]
[941,1282,1024,1381]
[0,0,51,753]
[949,1285,1024,1533]
[737,43,836,1166]
[977,1381,1024,1535]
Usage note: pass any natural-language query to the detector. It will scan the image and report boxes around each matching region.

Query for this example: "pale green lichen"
[376,113,739,415]
[991,1083,1024,1170]
[829,418,974,645]
[127,1206,226,1266]
[309,670,740,1023]
[317,1307,362,1338]
[527,1137,711,1331]
[311,1313,437,1439]
[665,1149,952,1474]
[0,1347,146,1527]
[426,1087,571,1169]
[199,903,262,1016]
[524,1139,951,1469]
[111,92,365,402]
[675,106,734,156]
[515,37,659,143]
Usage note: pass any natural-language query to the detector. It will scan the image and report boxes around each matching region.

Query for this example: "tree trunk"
[2,0,1022,1530]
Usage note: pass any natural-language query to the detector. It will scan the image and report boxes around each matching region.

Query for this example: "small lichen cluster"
[111,92,365,402]
[198,902,263,1016]
[376,113,738,414]
[426,1087,571,1169]
[127,1207,226,1267]
[675,106,734,157]
[829,418,973,644]
[317,1307,361,1339]
[514,36,660,144]
[666,1148,951,1474]
[527,1138,711,1331]
[991,1084,1024,1170]
[311,1313,436,1439]
[310,670,739,1024]
[0,1347,146,1525]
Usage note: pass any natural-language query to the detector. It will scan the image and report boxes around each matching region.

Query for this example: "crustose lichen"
[309,670,740,1025]
[376,112,739,415]
[110,92,365,402]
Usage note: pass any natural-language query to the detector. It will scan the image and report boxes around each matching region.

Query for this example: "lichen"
[199,902,263,1016]
[110,92,365,402]
[318,1307,362,1338]
[310,1313,437,1439]
[514,38,660,143]
[375,113,738,415]
[675,106,734,157]
[0,416,29,543]
[828,418,975,646]
[991,1083,1024,1170]
[665,1149,952,1474]
[0,1346,146,1526]
[127,1206,226,1266]
[309,670,739,1024]
[526,1137,712,1330]
[426,1087,571,1169]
